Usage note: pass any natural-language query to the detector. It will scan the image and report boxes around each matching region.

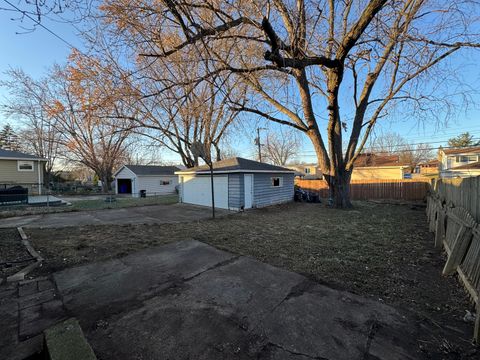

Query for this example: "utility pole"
[255,127,266,162]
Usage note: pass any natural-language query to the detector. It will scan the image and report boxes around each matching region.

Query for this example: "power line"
[2,0,78,49]
[296,143,480,157]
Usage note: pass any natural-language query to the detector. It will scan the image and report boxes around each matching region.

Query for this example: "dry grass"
[21,201,478,357]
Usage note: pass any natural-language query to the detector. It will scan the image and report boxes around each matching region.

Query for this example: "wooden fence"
[432,176,480,221]
[426,175,480,343]
[295,179,431,201]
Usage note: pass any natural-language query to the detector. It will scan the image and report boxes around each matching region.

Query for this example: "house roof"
[176,157,294,174]
[123,165,181,176]
[450,161,480,170]
[353,153,406,167]
[0,148,46,161]
[442,146,480,155]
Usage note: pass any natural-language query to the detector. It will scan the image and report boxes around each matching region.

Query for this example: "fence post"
[434,208,445,248]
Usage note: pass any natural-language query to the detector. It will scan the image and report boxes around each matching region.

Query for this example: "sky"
[0,3,479,165]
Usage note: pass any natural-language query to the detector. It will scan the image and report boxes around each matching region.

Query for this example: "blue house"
[175,157,295,210]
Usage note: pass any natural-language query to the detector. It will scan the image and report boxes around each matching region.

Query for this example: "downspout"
[38,160,42,195]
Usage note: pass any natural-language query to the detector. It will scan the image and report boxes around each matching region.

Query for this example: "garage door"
[181,175,229,209]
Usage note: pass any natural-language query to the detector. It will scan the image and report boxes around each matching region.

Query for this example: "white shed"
[175,157,295,210]
[114,165,180,197]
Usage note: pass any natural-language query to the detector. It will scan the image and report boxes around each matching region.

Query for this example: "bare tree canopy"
[2,54,134,192]
[263,128,302,165]
[99,0,480,207]
[368,132,433,169]
[1,69,63,182]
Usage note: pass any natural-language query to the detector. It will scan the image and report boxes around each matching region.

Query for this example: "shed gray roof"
[124,165,180,176]
[0,148,46,161]
[176,157,294,174]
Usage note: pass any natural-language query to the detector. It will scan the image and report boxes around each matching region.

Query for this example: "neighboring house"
[287,163,323,179]
[114,165,180,197]
[175,157,295,210]
[439,146,480,178]
[414,159,439,177]
[0,149,47,195]
[351,153,411,180]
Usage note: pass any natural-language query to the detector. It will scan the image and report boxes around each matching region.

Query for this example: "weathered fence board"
[295,179,431,201]
[442,207,475,275]
[433,176,480,221]
[427,176,480,343]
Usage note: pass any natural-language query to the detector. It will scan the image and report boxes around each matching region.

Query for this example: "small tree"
[0,124,21,151]
[448,132,479,148]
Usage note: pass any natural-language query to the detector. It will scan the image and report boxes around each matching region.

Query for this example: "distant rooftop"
[124,165,181,176]
[354,153,406,167]
[442,146,480,155]
[0,148,46,161]
[176,157,294,174]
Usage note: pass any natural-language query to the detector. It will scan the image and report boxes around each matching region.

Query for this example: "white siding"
[180,175,229,209]
[136,175,178,196]
[115,166,137,179]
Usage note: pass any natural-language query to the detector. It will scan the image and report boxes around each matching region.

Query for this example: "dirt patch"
[24,201,478,358]
[0,228,35,279]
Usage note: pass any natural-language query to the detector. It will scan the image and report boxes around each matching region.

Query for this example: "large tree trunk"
[99,170,113,193]
[326,169,352,208]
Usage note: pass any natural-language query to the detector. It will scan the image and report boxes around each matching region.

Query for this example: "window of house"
[271,177,283,187]
[304,168,310,174]
[456,156,468,163]
[467,155,478,162]
[17,161,34,172]
[160,179,171,185]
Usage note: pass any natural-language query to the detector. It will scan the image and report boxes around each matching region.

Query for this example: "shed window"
[271,177,283,187]
[160,179,171,185]
[17,161,34,172]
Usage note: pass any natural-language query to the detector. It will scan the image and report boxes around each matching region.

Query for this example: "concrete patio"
[1,240,422,359]
[0,203,230,228]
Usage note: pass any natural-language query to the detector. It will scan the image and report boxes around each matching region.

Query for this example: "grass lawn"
[23,201,477,358]
[0,194,178,218]
[69,194,178,210]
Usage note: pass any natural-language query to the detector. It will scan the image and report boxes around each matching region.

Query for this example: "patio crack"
[265,342,330,360]
[269,279,316,314]
[183,255,241,282]
[362,319,379,360]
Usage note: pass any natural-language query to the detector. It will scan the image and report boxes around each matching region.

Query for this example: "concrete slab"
[0,203,230,228]
[53,240,423,360]
[54,240,237,326]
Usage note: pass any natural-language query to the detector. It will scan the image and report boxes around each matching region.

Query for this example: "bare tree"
[1,69,63,184]
[263,128,302,165]
[100,0,480,207]
[368,132,433,169]
[42,54,134,192]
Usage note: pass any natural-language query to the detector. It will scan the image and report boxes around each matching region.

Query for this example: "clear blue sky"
[1,4,479,164]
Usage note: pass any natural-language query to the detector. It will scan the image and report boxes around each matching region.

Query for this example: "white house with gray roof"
[175,157,295,210]
[114,165,181,197]
[0,149,47,195]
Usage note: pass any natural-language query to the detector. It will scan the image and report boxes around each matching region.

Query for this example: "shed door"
[182,175,229,209]
[244,174,253,209]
